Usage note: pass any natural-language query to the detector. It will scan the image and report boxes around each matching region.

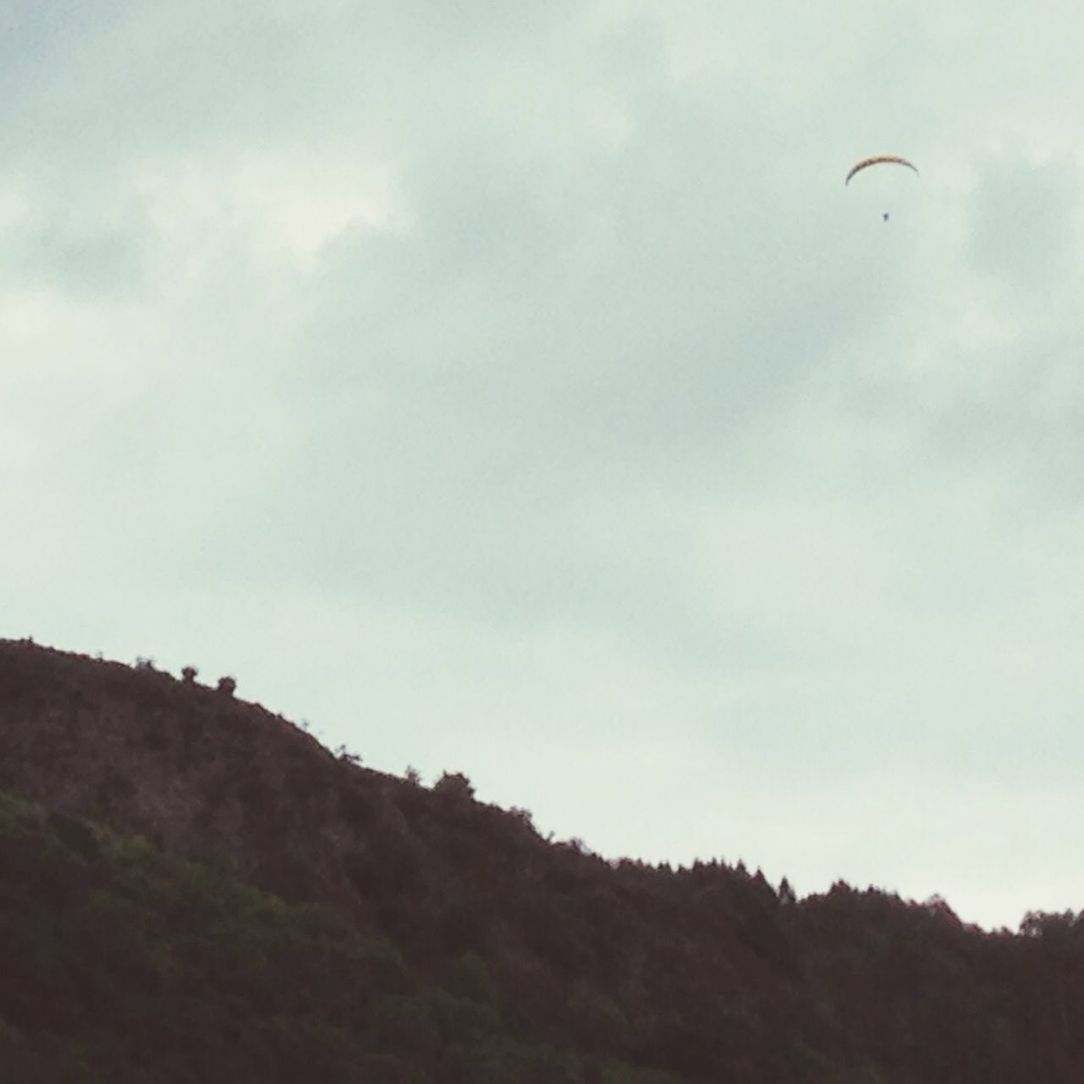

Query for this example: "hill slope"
[1,639,1082,1082]
[0,786,684,1083]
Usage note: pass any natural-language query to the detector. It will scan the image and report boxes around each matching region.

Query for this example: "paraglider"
[846,156,918,221]
[845,155,919,185]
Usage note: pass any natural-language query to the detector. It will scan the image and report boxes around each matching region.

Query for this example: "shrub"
[433,772,474,801]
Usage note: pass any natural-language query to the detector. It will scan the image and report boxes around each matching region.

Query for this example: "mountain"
[1,638,1081,1082]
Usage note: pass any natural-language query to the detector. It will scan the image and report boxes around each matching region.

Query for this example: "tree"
[779,878,797,906]
[433,772,474,801]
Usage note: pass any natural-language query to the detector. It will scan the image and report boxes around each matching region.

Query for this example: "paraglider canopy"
[845,155,919,185]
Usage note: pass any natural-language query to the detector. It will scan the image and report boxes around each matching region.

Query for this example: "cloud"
[6,1,1084,928]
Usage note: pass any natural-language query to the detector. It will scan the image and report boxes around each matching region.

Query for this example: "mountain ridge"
[2,637,1081,1082]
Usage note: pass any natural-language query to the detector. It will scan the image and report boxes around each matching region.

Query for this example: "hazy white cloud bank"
[5,0,1084,927]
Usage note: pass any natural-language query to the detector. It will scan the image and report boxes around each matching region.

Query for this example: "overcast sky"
[5,0,1084,929]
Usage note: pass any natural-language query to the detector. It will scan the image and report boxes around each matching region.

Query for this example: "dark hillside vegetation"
[0,788,678,1083]
[1,638,1083,1082]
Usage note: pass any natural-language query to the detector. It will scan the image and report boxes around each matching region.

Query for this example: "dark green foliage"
[0,789,679,1083]
[3,639,1084,1083]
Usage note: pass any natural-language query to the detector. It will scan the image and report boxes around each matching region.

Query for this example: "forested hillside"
[1,639,1081,1083]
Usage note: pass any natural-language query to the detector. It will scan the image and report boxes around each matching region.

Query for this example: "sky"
[4,0,1084,931]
